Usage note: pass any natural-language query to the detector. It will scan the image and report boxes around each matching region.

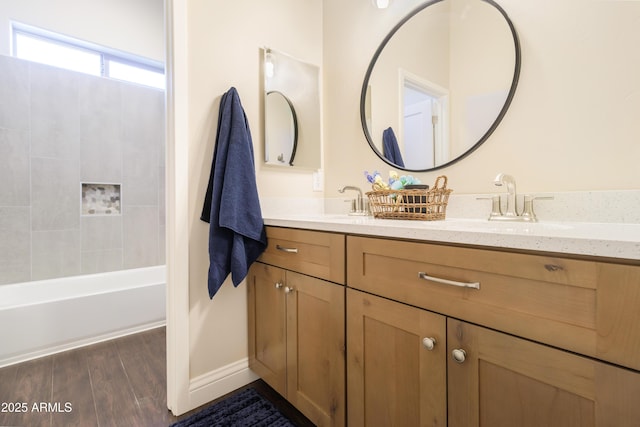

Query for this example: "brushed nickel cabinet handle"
[275,281,283,289]
[418,272,480,290]
[276,245,299,254]
[284,286,295,294]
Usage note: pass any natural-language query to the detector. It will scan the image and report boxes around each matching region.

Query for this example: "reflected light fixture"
[265,48,275,78]
[373,0,390,8]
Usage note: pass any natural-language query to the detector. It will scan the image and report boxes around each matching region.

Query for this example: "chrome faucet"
[487,173,553,222]
[338,185,368,216]
[493,173,518,218]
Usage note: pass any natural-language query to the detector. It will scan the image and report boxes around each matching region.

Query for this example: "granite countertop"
[263,214,640,262]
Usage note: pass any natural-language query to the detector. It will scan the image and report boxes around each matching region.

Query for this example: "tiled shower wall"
[0,55,165,285]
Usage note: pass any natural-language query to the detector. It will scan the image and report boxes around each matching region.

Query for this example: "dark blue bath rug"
[170,387,296,427]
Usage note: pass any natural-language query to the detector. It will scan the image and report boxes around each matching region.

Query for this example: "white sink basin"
[438,218,574,233]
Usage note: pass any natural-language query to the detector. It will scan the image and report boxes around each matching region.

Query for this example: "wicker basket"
[366,175,453,221]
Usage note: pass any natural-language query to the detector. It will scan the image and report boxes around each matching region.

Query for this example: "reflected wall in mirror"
[361,0,521,172]
[263,48,321,169]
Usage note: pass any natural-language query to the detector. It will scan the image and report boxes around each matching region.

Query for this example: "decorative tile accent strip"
[82,183,121,215]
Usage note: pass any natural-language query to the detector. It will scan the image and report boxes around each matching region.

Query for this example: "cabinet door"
[448,319,640,427]
[247,262,287,395]
[286,271,345,427]
[347,288,447,427]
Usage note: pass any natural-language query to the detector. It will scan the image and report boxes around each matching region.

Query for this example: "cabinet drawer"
[347,235,640,370]
[260,227,345,284]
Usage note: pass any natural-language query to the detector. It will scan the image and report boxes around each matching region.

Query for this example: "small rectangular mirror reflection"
[263,47,321,170]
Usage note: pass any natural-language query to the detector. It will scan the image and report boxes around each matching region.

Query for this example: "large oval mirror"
[361,0,521,171]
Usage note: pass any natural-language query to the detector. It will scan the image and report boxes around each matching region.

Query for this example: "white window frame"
[11,22,165,89]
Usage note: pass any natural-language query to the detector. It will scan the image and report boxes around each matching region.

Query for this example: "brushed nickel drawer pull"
[544,264,564,272]
[418,272,480,290]
[276,245,299,254]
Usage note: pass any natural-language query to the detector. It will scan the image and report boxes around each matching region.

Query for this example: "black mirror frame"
[266,90,299,166]
[360,0,521,172]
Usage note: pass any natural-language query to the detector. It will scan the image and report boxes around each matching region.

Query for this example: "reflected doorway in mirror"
[400,70,450,170]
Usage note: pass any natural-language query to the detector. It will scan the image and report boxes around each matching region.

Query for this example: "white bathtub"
[0,266,166,368]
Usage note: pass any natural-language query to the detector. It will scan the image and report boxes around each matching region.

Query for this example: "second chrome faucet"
[338,185,369,216]
[488,173,552,222]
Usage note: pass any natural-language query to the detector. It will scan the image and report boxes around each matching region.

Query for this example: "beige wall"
[183,0,322,380]
[0,0,164,61]
[324,0,640,195]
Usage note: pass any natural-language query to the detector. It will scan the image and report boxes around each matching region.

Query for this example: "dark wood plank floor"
[0,327,314,427]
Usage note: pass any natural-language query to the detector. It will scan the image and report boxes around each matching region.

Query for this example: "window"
[12,22,165,90]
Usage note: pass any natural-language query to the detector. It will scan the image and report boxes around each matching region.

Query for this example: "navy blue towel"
[201,87,267,299]
[382,127,405,167]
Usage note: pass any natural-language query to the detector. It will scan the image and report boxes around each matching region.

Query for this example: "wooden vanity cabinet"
[248,227,346,427]
[348,289,640,427]
[347,235,640,371]
[346,234,640,426]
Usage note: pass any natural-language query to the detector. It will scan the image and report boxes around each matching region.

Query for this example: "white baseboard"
[187,358,259,411]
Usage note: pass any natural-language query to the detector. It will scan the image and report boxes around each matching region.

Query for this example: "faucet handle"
[477,194,503,219]
[521,195,554,222]
[343,198,357,213]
